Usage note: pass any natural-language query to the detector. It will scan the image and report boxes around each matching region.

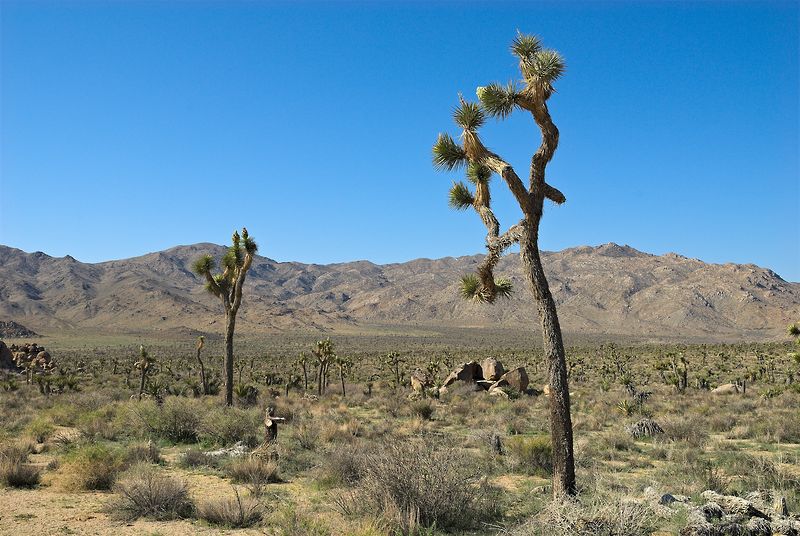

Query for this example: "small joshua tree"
[195,335,208,395]
[432,32,575,496]
[311,338,335,396]
[192,228,258,406]
[295,352,310,391]
[335,355,353,398]
[134,345,154,401]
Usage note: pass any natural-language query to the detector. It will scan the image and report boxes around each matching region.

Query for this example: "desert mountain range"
[0,243,797,341]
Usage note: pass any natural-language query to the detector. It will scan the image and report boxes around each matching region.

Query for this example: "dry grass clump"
[505,435,553,477]
[127,398,204,444]
[0,442,40,488]
[110,463,194,521]
[662,415,709,447]
[179,448,215,469]
[511,496,658,536]
[57,443,127,490]
[125,441,161,465]
[344,438,500,532]
[317,444,363,488]
[226,457,281,496]
[199,406,261,447]
[196,488,264,528]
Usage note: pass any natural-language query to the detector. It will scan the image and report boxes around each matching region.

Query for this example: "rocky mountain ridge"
[0,243,797,340]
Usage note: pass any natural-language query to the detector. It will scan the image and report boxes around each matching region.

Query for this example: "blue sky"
[1,1,798,280]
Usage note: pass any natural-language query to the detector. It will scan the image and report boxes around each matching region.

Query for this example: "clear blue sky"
[1,1,798,280]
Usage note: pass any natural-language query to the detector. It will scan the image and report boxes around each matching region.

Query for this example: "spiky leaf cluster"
[453,100,485,131]
[192,255,215,276]
[466,163,491,185]
[460,274,482,301]
[511,32,542,60]
[459,274,513,302]
[477,82,519,119]
[432,133,467,170]
[448,181,474,210]
[494,278,514,299]
[520,50,566,93]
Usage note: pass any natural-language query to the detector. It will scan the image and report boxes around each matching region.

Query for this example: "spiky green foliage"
[192,255,215,276]
[453,100,485,131]
[511,32,542,60]
[448,182,474,210]
[477,82,519,119]
[788,323,800,337]
[432,133,467,170]
[460,274,483,301]
[495,278,514,299]
[466,163,492,185]
[522,49,566,85]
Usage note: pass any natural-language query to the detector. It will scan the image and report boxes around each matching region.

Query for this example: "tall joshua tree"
[432,33,575,496]
[192,228,257,406]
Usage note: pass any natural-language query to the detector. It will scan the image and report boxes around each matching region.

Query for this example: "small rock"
[711,383,739,395]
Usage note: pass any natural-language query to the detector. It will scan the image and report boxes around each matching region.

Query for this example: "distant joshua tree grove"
[192,228,257,406]
[432,33,576,496]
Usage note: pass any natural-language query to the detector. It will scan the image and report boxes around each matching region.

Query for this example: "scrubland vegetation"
[1,334,798,535]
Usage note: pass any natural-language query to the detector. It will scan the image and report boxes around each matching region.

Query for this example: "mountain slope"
[0,243,797,340]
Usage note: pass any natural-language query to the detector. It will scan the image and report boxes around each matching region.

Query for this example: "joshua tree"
[335,355,352,398]
[311,338,335,396]
[383,351,406,388]
[134,345,154,401]
[195,335,208,395]
[192,228,258,406]
[296,352,310,391]
[432,33,575,496]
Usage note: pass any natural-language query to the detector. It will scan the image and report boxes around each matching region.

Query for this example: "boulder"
[0,341,16,370]
[711,383,739,395]
[441,361,480,387]
[480,358,505,381]
[500,367,529,392]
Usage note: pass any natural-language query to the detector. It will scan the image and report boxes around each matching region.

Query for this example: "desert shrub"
[125,441,161,465]
[0,443,40,488]
[196,488,263,528]
[25,417,55,443]
[506,435,553,477]
[662,416,709,447]
[410,400,434,420]
[293,419,320,450]
[110,464,193,521]
[59,443,127,490]
[128,398,204,443]
[317,444,363,488]
[744,411,800,443]
[226,457,281,496]
[511,497,658,536]
[179,448,215,469]
[200,406,260,447]
[76,403,124,441]
[352,438,500,532]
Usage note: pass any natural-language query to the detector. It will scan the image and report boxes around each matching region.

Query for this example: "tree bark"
[196,348,207,395]
[224,312,236,406]
[519,225,576,496]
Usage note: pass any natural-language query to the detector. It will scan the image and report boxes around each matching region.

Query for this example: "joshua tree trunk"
[301,362,308,391]
[224,312,236,406]
[196,337,207,395]
[520,229,575,496]
[138,368,147,401]
[339,367,346,398]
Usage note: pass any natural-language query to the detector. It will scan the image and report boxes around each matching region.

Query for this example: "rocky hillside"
[0,243,797,340]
